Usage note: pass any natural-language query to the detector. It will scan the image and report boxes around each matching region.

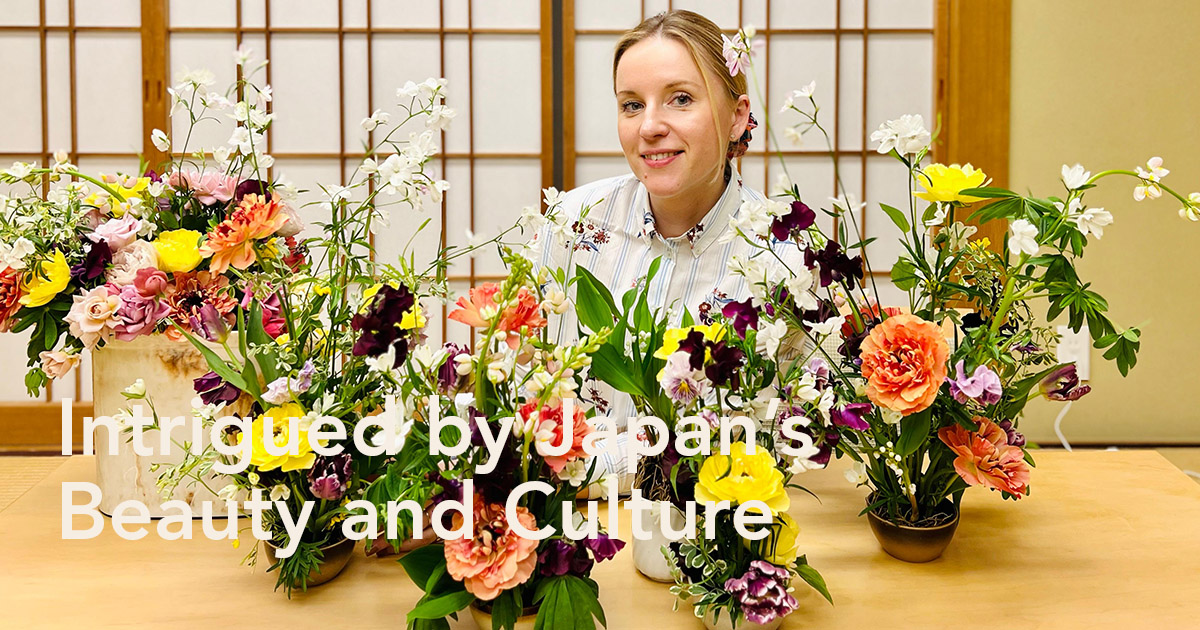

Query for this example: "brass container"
[867,501,960,563]
[264,536,356,587]
[469,600,539,630]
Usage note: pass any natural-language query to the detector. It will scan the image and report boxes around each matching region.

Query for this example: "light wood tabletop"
[3,450,1199,629]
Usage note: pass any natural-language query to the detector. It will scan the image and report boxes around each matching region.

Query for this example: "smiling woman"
[530,10,804,431]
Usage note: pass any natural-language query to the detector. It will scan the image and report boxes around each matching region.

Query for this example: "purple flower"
[803,358,830,389]
[770,200,816,241]
[724,560,799,625]
[308,453,352,501]
[998,419,1026,448]
[829,402,872,431]
[262,360,316,405]
[1012,341,1040,354]
[1040,363,1091,401]
[194,370,241,405]
[351,284,415,366]
[189,302,230,344]
[722,297,760,338]
[538,539,576,577]
[113,285,170,341]
[437,343,470,393]
[804,239,864,289]
[947,360,1002,405]
[70,239,112,283]
[582,533,625,562]
[705,341,745,389]
[659,351,710,404]
[234,179,272,203]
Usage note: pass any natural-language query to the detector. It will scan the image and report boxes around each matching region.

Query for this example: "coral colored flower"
[448,284,547,349]
[64,284,122,349]
[443,497,538,601]
[914,163,987,204]
[0,266,23,332]
[496,287,547,345]
[695,442,790,515]
[522,400,591,473]
[200,194,290,274]
[447,283,500,327]
[153,229,204,273]
[19,250,71,307]
[242,403,317,472]
[858,313,949,415]
[938,417,1030,498]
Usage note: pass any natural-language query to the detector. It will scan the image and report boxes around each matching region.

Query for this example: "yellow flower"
[242,403,317,472]
[654,323,725,360]
[153,229,204,273]
[746,512,801,564]
[85,176,150,216]
[914,163,987,204]
[19,250,71,307]
[695,441,790,515]
[400,306,426,330]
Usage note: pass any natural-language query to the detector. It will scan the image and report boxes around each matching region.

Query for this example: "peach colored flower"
[521,400,591,473]
[65,285,122,349]
[443,497,538,601]
[859,313,948,415]
[199,193,290,274]
[448,283,501,327]
[938,417,1030,498]
[39,349,81,379]
[0,266,23,333]
[448,284,547,349]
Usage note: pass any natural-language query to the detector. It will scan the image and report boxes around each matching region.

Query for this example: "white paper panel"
[743,41,767,155]
[840,0,865,29]
[74,157,143,178]
[574,0,640,30]
[371,0,440,28]
[46,0,69,26]
[242,0,267,29]
[862,153,910,269]
[49,365,78,402]
[0,34,42,152]
[269,0,339,28]
[644,0,670,18]
[473,0,540,30]
[472,36,541,153]
[75,0,140,27]
[0,330,35,402]
[44,34,71,153]
[78,348,93,401]
[342,0,368,29]
[341,35,371,156]
[74,34,142,153]
[865,34,933,139]
[772,0,838,29]
[670,0,739,30]
[270,35,341,153]
[440,159,471,277]
[742,0,767,30]
[441,36,470,154]
[835,33,864,151]
[867,0,934,29]
[443,0,469,30]
[0,0,39,26]
[575,34,621,153]
[768,35,836,148]
[168,34,239,154]
[460,159,541,277]
[272,158,341,242]
[575,156,629,186]
[370,34,446,144]
[170,0,236,28]
[740,157,765,198]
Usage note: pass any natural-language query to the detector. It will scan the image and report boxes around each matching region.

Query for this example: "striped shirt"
[530,164,805,430]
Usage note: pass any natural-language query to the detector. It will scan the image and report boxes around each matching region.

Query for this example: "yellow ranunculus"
[242,403,317,472]
[153,229,204,273]
[695,441,790,515]
[19,250,71,307]
[654,322,726,360]
[746,512,801,564]
[914,163,987,204]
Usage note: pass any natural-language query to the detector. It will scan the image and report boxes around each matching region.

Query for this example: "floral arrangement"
[0,54,303,395]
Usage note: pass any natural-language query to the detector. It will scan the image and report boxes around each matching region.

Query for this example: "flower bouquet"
[389,250,625,630]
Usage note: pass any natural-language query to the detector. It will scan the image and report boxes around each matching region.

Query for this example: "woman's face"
[615,36,748,208]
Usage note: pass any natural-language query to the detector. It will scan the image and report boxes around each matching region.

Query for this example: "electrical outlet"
[1056,325,1090,381]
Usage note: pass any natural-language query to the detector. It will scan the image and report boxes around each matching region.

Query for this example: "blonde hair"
[613,10,747,166]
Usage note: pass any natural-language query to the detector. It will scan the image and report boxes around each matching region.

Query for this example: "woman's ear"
[729,94,752,140]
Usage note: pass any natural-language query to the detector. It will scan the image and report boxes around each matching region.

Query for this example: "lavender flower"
[947,360,1002,405]
[724,560,799,625]
[262,360,316,405]
[189,302,230,344]
[1040,363,1091,401]
[659,351,710,404]
[998,419,1026,447]
[308,453,352,501]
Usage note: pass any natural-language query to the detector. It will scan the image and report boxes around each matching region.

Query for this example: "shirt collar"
[636,163,743,257]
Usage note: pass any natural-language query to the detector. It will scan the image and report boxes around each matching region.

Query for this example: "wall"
[1010,0,1200,444]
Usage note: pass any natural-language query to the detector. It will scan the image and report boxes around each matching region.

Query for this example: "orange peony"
[0,267,23,333]
[858,313,949,415]
[443,497,538,601]
[938,417,1030,498]
[199,193,289,274]
[522,400,591,473]
[449,284,547,349]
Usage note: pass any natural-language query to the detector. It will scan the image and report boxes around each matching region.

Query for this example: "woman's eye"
[672,94,693,106]
[620,101,643,113]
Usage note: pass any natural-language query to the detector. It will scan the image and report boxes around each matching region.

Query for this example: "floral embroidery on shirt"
[698,289,733,324]
[583,379,610,415]
[571,219,610,253]
[640,207,705,247]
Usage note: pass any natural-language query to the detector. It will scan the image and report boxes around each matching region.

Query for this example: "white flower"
[248,472,261,486]
[227,127,259,155]
[557,459,589,486]
[150,129,170,153]
[325,185,353,203]
[0,237,35,271]
[1061,163,1091,190]
[1181,193,1200,222]
[542,289,569,315]
[234,44,253,66]
[256,84,273,106]
[274,177,299,202]
[924,202,948,228]
[370,396,415,453]
[425,179,450,204]
[881,408,903,425]
[359,157,379,175]
[785,265,819,311]
[147,181,165,198]
[780,80,816,112]
[807,315,845,338]
[792,373,820,403]
[203,91,232,110]
[360,108,390,131]
[770,172,793,198]
[783,126,804,146]
[1143,156,1169,179]
[829,193,866,215]
[217,484,245,504]
[122,379,146,399]
[1072,206,1113,238]
[411,344,448,373]
[732,198,786,238]
[542,186,564,208]
[364,345,398,374]
[1133,179,1163,201]
[465,229,487,248]
[844,462,868,485]
[757,318,788,357]
[175,67,215,88]
[945,221,977,250]
[786,433,824,475]
[1008,219,1040,256]
[816,388,836,422]
[269,484,291,502]
[1134,156,1168,201]
[1052,197,1084,220]
[212,146,232,168]
[4,161,33,180]
[869,114,930,157]
[397,80,421,100]
[518,205,548,232]
[426,105,456,131]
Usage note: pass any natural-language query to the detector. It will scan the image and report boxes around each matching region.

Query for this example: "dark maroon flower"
[194,370,241,405]
[770,200,816,241]
[351,284,416,366]
[437,343,470,393]
[829,402,872,431]
[70,240,111,283]
[1040,364,1091,401]
[676,329,710,371]
[143,168,162,183]
[308,453,353,500]
[582,534,626,562]
[705,341,745,388]
[804,239,864,289]
[538,539,576,577]
[234,179,271,203]
[721,297,760,338]
[998,419,1027,448]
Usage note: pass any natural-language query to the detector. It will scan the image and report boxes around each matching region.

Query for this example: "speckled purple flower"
[308,453,352,500]
[724,560,798,625]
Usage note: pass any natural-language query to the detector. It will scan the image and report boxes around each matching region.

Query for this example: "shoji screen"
[567,0,936,306]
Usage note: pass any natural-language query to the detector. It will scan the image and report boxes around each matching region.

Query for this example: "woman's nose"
[639,105,669,139]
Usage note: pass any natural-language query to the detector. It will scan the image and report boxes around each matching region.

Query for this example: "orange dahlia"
[0,266,24,333]
[858,313,948,415]
[199,193,290,274]
[443,497,538,601]
[938,417,1030,498]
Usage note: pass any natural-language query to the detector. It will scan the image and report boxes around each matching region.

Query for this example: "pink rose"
[274,203,304,238]
[65,285,122,349]
[113,285,171,341]
[169,170,237,206]
[106,240,159,286]
[39,350,81,379]
[133,268,171,298]
[90,214,142,250]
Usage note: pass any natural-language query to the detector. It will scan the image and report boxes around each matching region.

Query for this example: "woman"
[532,10,804,440]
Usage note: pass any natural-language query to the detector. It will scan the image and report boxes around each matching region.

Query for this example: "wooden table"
[3,451,1199,629]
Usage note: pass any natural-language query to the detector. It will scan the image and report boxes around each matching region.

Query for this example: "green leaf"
[170,323,259,404]
[590,343,647,397]
[895,408,932,456]
[247,301,280,384]
[959,186,1019,199]
[796,564,834,605]
[489,589,520,630]
[879,203,910,233]
[573,265,617,333]
[890,258,920,291]
[407,591,474,621]
[398,543,446,589]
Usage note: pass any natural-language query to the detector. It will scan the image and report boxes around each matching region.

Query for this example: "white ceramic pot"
[632,502,685,582]
[91,334,235,517]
